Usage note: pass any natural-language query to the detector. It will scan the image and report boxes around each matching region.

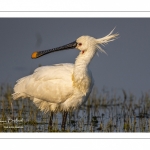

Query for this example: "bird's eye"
[78,43,82,46]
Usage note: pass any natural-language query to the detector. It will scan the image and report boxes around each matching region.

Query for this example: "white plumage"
[12,29,119,115]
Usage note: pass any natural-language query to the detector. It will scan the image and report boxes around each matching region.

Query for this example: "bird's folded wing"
[13,63,74,103]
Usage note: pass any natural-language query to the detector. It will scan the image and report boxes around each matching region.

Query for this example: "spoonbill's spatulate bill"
[12,29,119,130]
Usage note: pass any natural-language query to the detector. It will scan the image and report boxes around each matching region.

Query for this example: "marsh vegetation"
[0,84,150,132]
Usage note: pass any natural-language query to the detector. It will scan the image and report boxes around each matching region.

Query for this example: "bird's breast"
[72,73,92,96]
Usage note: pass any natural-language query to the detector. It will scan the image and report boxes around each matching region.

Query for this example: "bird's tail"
[12,92,23,100]
[96,28,119,54]
[12,76,30,100]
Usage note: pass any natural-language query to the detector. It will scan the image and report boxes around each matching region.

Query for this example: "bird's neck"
[72,48,96,95]
[75,47,96,68]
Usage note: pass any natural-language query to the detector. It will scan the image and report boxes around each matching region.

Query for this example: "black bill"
[31,41,77,59]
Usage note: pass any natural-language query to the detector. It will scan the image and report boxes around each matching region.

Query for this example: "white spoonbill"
[12,29,119,130]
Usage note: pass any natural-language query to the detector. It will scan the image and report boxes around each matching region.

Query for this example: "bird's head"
[76,28,119,55]
[31,29,119,59]
[75,36,96,53]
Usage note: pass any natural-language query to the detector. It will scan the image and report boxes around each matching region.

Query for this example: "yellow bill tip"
[31,52,38,59]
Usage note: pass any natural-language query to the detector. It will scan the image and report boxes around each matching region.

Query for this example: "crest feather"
[96,28,119,55]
